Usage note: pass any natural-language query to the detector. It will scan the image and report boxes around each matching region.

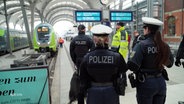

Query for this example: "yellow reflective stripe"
[113,40,120,42]
[120,46,128,50]
[125,33,128,40]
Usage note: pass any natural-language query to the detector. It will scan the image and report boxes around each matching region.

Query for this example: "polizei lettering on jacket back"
[147,46,157,54]
[75,41,87,45]
[89,56,114,64]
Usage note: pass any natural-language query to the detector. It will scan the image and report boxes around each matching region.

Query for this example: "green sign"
[0,66,50,104]
[0,29,5,36]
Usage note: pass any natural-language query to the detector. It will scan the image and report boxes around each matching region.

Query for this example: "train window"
[42,27,48,32]
[37,26,50,40]
[38,28,41,32]
[37,26,49,33]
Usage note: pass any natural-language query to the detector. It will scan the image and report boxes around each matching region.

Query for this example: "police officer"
[69,24,94,103]
[70,24,95,71]
[111,22,129,59]
[175,35,184,67]
[127,17,174,104]
[78,24,127,104]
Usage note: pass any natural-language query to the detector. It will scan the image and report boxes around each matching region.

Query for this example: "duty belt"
[137,72,162,83]
[145,73,162,78]
[91,82,113,87]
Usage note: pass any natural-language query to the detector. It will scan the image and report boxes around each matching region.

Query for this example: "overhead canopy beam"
[14,14,40,29]
[36,9,44,23]
[19,0,32,48]
[48,11,73,23]
[0,20,6,26]
[3,0,13,56]
[45,6,78,20]
[51,18,75,26]
[1,3,40,30]
[0,2,29,11]
[49,14,74,25]
[42,0,90,15]
[19,18,41,31]
[40,0,53,16]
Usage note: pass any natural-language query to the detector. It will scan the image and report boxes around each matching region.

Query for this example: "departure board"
[75,10,102,22]
[110,11,133,22]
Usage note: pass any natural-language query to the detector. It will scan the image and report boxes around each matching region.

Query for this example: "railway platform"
[0,41,184,104]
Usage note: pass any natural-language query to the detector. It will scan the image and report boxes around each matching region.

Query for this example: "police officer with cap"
[78,24,127,104]
[127,17,174,104]
[70,24,95,71]
[69,24,95,103]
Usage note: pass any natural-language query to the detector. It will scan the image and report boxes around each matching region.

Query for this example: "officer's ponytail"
[93,36,109,48]
[154,30,170,68]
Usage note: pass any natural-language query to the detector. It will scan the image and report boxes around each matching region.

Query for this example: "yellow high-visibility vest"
[111,26,128,59]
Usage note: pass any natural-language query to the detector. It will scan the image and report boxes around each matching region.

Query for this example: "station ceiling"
[0,0,114,28]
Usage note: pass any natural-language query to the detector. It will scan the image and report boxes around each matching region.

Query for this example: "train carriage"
[0,28,28,55]
[33,23,58,56]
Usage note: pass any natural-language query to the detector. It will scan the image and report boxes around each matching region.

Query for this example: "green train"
[33,23,58,56]
[0,28,29,55]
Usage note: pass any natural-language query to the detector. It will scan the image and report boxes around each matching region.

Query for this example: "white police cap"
[142,17,163,26]
[91,24,112,36]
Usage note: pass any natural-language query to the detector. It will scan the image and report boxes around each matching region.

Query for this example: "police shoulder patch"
[130,51,136,59]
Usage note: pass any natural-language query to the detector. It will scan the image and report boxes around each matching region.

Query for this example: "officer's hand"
[175,59,181,67]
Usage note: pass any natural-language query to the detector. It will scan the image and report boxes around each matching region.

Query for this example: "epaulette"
[89,48,96,52]
[108,48,117,52]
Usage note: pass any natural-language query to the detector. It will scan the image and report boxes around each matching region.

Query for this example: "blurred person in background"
[175,36,184,67]
[59,37,64,48]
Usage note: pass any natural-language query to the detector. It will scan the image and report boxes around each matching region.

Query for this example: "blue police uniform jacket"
[79,46,127,93]
[128,34,174,72]
[70,33,94,67]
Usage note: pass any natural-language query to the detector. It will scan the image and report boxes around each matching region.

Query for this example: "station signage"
[110,11,133,22]
[0,66,50,104]
[75,10,102,22]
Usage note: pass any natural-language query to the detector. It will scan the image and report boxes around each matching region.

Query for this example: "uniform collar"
[95,45,109,49]
[117,26,125,32]
[78,33,85,35]
[144,33,154,39]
